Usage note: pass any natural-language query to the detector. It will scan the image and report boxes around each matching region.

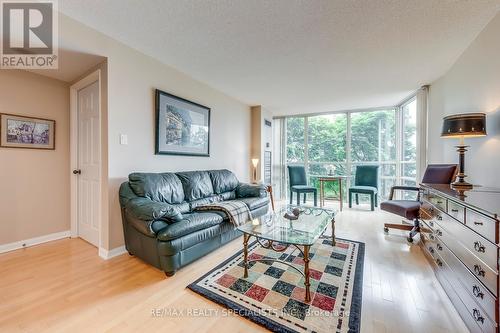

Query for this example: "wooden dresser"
[420,183,500,332]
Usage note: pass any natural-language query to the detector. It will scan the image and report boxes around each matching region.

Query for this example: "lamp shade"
[441,113,487,138]
[251,158,259,168]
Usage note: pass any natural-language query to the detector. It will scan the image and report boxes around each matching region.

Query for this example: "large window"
[286,117,305,163]
[307,114,348,200]
[282,101,418,201]
[400,98,417,199]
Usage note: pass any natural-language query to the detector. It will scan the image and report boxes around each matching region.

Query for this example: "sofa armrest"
[236,183,267,198]
[125,197,183,222]
[123,197,183,237]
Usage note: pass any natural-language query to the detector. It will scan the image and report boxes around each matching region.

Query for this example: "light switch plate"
[120,134,128,145]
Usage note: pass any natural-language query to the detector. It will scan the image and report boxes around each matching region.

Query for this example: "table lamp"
[251,158,259,183]
[441,113,487,188]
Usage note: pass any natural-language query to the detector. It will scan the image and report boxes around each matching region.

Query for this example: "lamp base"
[452,180,473,189]
[452,145,473,190]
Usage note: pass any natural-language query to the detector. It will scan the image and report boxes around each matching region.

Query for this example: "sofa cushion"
[156,212,224,241]
[236,183,267,198]
[233,197,269,211]
[172,202,191,214]
[209,169,239,194]
[219,190,236,201]
[129,173,184,204]
[157,221,236,256]
[189,195,222,211]
[176,171,214,201]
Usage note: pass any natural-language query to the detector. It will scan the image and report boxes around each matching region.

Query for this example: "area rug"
[188,237,365,333]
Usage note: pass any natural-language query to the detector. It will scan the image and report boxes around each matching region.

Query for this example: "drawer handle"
[436,215,443,221]
[474,241,486,253]
[429,234,435,240]
[451,209,459,213]
[428,247,434,254]
[436,259,443,267]
[436,244,443,251]
[474,221,484,226]
[437,200,443,204]
[429,221,434,227]
[472,285,484,299]
[473,309,485,324]
[474,265,485,277]
[436,229,442,236]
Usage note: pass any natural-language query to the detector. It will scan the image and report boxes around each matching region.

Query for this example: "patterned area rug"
[188,238,365,333]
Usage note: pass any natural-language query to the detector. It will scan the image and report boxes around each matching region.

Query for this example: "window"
[307,114,348,199]
[400,98,417,199]
[350,110,397,201]
[280,101,419,201]
[286,117,305,163]
[350,110,395,163]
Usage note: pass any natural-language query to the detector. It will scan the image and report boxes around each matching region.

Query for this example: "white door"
[75,81,100,246]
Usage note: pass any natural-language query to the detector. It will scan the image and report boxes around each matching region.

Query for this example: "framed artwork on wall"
[0,113,55,150]
[155,89,210,156]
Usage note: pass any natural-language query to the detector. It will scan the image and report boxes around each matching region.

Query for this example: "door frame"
[70,69,102,247]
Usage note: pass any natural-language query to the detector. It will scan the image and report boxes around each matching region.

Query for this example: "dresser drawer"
[434,254,497,333]
[436,225,498,295]
[423,242,438,260]
[434,212,498,273]
[467,209,498,245]
[448,200,465,223]
[423,191,447,212]
[435,238,497,322]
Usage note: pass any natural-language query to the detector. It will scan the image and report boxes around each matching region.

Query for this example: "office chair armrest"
[388,186,420,200]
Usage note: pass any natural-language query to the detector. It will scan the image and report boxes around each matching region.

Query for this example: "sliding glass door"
[279,100,418,201]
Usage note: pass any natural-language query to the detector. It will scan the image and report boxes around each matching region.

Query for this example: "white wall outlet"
[120,134,128,145]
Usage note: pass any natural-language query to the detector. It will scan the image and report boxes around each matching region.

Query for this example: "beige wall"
[59,14,252,249]
[428,12,500,187]
[250,106,273,182]
[0,70,70,244]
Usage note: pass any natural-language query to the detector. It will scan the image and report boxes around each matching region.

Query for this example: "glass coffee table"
[237,205,336,302]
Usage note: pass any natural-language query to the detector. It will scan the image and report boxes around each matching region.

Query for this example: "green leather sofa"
[119,169,269,276]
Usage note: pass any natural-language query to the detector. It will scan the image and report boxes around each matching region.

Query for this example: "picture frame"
[155,89,210,157]
[0,113,55,150]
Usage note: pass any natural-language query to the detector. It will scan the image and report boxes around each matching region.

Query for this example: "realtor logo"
[1,0,58,69]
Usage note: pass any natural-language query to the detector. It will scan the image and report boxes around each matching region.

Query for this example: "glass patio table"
[237,205,336,302]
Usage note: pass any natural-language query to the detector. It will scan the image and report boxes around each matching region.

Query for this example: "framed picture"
[155,89,210,156]
[0,113,55,150]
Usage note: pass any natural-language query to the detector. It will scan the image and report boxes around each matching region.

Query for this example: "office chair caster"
[407,236,413,243]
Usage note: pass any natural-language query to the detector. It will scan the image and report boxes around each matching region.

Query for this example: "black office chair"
[287,165,317,206]
[382,164,458,242]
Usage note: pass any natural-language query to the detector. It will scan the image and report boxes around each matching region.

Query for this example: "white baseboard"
[0,230,71,254]
[99,245,127,260]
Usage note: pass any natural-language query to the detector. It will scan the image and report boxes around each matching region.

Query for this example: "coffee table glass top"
[237,205,335,246]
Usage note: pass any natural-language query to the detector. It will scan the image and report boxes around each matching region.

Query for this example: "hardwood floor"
[0,202,468,333]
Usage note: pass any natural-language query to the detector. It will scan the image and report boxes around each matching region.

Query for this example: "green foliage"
[307,115,346,162]
[350,111,395,162]
[287,111,399,164]
[286,117,304,162]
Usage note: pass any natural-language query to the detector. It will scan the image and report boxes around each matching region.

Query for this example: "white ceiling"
[59,0,499,116]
